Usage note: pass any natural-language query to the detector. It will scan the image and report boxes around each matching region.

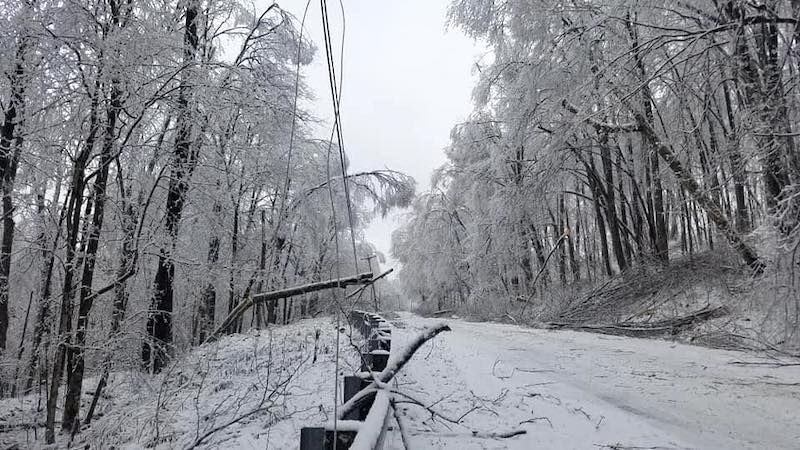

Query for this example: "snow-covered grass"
[0,316,359,449]
[388,312,800,449]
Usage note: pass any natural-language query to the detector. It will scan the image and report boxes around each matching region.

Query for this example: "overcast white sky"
[270,0,482,269]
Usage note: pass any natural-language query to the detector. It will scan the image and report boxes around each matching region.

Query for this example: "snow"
[350,390,391,450]
[3,312,798,449]
[386,312,800,450]
[0,316,358,449]
[321,419,362,432]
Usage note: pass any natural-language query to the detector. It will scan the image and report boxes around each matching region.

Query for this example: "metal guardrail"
[300,311,394,450]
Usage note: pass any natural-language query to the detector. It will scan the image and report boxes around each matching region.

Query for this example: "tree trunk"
[24,178,63,394]
[198,213,220,343]
[143,0,200,373]
[62,76,119,430]
[84,184,136,425]
[554,201,567,285]
[599,134,628,271]
[45,86,98,443]
[565,199,580,282]
[626,14,668,262]
[227,198,241,334]
[589,176,613,277]
[637,119,763,270]
[0,36,30,353]
[254,210,267,327]
[722,1,797,231]
[86,120,161,423]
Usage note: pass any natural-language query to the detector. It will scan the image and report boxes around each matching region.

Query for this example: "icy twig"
[519,416,552,428]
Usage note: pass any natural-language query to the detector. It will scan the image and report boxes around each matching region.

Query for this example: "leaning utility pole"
[361,255,379,311]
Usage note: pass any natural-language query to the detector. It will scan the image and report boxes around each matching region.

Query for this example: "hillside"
[0,317,356,449]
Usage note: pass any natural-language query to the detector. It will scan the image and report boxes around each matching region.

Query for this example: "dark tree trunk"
[0,37,29,353]
[528,222,548,285]
[721,1,797,231]
[45,85,99,443]
[599,134,628,271]
[254,210,267,327]
[87,114,165,423]
[62,76,120,429]
[227,198,241,334]
[626,14,669,262]
[724,87,750,234]
[564,200,580,282]
[554,201,567,285]
[143,0,200,373]
[589,176,613,277]
[198,220,220,343]
[24,180,62,395]
[85,180,137,425]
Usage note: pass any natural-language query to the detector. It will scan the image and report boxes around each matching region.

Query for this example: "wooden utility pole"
[361,255,379,311]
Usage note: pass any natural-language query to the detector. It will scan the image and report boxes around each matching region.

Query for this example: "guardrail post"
[300,426,357,450]
[360,350,389,372]
[367,338,381,351]
[344,375,373,420]
[300,427,327,450]
[302,310,393,449]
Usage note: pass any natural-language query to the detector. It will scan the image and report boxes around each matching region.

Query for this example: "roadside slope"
[0,317,355,449]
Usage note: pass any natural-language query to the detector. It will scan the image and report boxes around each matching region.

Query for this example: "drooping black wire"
[320,0,360,274]
[319,0,358,441]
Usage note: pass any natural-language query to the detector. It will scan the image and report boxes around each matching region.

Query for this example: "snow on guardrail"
[299,310,395,450]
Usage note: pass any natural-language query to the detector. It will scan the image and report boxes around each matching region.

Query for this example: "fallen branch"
[410,429,527,439]
[391,390,480,424]
[337,322,451,420]
[519,416,552,428]
[547,305,729,338]
[728,361,800,368]
[205,272,374,343]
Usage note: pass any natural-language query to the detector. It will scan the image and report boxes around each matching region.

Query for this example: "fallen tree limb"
[547,305,729,338]
[409,429,527,439]
[337,322,452,420]
[205,272,374,343]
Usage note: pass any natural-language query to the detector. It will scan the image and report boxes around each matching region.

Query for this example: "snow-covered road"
[388,313,800,450]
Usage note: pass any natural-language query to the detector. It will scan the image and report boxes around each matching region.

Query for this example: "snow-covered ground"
[3,313,798,449]
[0,317,358,449]
[388,313,800,450]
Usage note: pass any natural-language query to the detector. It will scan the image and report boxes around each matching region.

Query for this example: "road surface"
[385,313,800,449]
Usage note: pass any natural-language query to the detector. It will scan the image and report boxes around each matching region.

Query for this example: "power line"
[321,0,359,273]
[319,0,359,443]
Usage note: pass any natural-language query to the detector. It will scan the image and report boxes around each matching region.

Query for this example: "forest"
[393,0,800,348]
[1,0,800,448]
[0,0,413,443]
